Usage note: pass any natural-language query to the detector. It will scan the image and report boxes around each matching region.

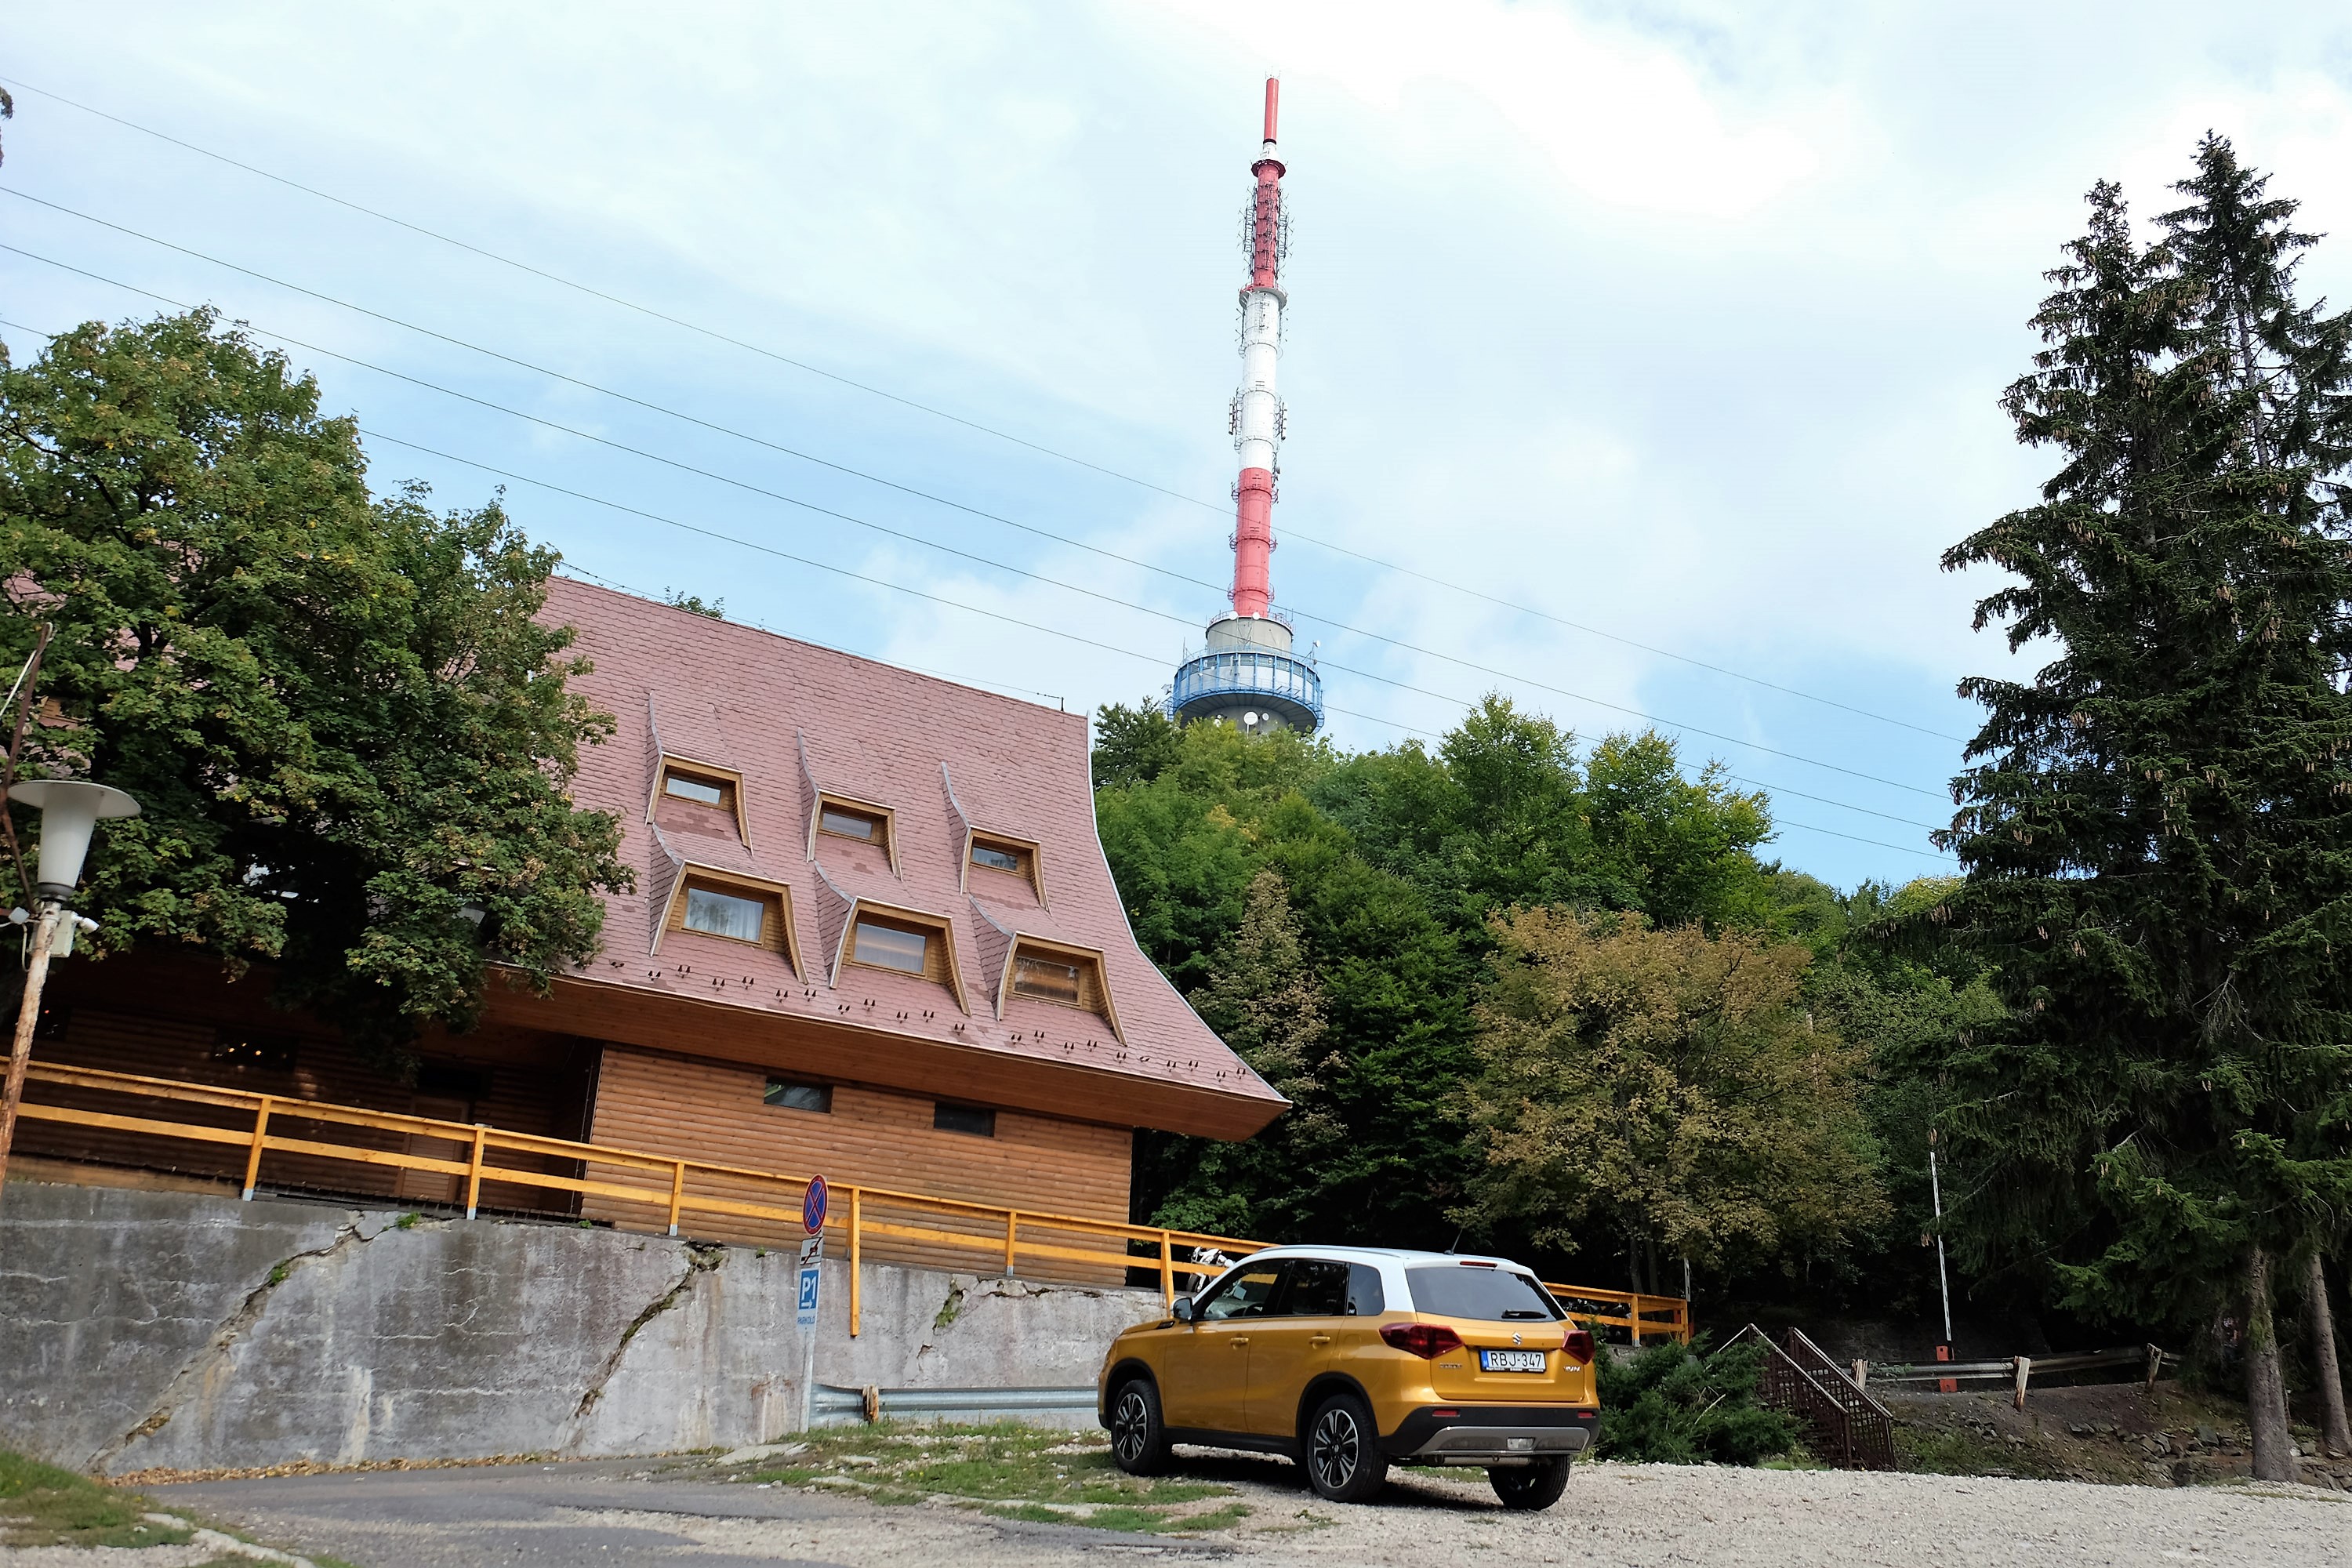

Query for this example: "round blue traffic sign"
[802,1174,829,1236]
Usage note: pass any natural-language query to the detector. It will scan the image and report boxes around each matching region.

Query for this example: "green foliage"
[1312,696,1774,941]
[0,310,630,1073]
[1091,699,1184,789]
[662,589,724,618]
[1931,142,2352,1340]
[1465,909,1886,1287]
[0,1450,188,1548]
[1593,1339,1799,1465]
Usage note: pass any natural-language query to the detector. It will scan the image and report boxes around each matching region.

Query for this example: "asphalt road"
[146,1450,2351,1567]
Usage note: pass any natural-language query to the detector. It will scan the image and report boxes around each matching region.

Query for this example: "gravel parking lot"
[116,1446,2350,1568]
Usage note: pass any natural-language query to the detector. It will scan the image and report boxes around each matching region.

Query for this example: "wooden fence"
[13,1061,1690,1341]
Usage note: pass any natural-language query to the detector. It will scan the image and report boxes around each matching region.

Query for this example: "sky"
[5,2,2352,889]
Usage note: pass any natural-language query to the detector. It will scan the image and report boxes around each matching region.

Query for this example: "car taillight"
[1563,1328,1595,1363]
[1379,1322,1466,1359]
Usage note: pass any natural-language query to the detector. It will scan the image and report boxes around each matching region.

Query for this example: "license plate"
[1479,1348,1548,1374]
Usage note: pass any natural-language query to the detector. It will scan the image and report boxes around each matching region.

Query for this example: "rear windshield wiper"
[1500,1309,1548,1319]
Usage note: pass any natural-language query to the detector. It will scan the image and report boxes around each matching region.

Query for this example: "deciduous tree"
[0,310,631,1072]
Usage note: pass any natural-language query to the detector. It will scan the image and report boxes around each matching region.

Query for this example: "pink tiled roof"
[538,577,1285,1116]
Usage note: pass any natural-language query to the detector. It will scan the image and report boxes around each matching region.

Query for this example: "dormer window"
[685,885,764,943]
[655,865,799,971]
[852,916,929,975]
[665,772,727,808]
[651,757,748,844]
[1012,953,1082,1004]
[831,898,967,1011]
[964,830,1044,902]
[808,793,899,875]
[822,805,882,842]
[996,935,1120,1039]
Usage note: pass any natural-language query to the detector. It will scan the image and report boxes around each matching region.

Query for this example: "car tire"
[1303,1390,1388,1504]
[1109,1377,1171,1475]
[1488,1457,1571,1511]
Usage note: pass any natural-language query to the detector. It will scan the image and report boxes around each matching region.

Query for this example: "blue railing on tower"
[1168,646,1324,729]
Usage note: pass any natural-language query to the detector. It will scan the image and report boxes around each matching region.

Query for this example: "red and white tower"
[1169,77,1324,735]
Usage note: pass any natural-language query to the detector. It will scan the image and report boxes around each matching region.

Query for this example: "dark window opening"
[934,1102,996,1138]
[416,1061,493,1103]
[1279,1258,1385,1317]
[971,840,1026,874]
[764,1078,833,1113]
[212,1029,297,1073]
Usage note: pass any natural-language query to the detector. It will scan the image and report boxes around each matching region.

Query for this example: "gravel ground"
[75,1448,2345,1568]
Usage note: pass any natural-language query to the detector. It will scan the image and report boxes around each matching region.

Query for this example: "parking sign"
[797,1262,821,1328]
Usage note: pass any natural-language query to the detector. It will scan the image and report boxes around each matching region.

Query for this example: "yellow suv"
[1097,1246,1597,1508]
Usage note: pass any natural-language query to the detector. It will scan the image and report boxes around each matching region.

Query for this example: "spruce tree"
[1937,158,2352,1481]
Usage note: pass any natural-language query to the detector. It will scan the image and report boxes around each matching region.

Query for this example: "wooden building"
[20,579,1287,1270]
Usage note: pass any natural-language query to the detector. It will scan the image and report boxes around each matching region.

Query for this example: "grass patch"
[0,1450,191,1548]
[740,1421,1246,1534]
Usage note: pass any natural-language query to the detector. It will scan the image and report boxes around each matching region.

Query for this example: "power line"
[0,240,1949,802]
[0,193,1965,788]
[0,310,1950,863]
[0,74,1969,745]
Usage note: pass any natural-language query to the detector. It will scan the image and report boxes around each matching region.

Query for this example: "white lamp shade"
[8,779,140,893]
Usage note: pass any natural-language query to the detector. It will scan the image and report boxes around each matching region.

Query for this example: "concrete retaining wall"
[0,1178,1159,1475]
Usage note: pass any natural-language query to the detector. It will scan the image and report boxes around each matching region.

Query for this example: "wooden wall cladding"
[19,967,594,1216]
[582,1044,1134,1282]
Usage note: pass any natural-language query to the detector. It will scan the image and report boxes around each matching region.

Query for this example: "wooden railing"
[13,1062,1690,1341]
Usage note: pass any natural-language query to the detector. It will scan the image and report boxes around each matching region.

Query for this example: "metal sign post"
[795,1176,828,1432]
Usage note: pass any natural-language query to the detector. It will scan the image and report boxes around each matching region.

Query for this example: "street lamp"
[0,779,140,1194]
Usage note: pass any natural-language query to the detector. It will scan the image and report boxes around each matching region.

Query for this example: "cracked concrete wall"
[1,1181,1165,1474]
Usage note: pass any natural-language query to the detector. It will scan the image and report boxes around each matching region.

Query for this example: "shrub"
[1594,1337,1798,1465]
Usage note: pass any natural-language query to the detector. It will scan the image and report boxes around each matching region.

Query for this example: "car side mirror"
[1171,1295,1197,1323]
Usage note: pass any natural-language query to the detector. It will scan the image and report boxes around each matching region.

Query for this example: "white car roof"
[1233,1243,1536,1272]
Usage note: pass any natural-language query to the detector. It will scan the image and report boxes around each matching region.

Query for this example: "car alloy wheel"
[1112,1387,1152,1466]
[1311,1404,1361,1492]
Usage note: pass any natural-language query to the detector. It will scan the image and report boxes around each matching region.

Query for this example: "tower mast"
[1168,77,1323,735]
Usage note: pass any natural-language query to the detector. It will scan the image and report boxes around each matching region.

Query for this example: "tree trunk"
[2245,1245,2296,1482]
[2307,1251,2352,1458]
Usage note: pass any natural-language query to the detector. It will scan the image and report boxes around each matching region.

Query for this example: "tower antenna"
[1167,77,1324,737]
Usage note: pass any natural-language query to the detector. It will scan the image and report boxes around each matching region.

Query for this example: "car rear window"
[1403,1265,1563,1321]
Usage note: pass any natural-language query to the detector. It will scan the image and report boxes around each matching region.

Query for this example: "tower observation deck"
[1170,77,1323,737]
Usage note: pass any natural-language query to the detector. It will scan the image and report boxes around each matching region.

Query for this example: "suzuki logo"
[1511,1333,1523,1345]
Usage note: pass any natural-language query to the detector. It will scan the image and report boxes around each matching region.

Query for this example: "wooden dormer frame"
[829,895,969,1014]
[650,861,803,976]
[647,754,751,848]
[808,790,900,877]
[960,826,1046,906]
[995,933,1123,1044]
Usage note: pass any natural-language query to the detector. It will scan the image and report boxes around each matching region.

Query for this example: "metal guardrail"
[1865,1344,2173,1406]
[808,1384,1098,1423]
[16,1060,1690,1344]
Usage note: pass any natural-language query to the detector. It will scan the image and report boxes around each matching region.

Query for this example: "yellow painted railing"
[14,1062,1690,1342]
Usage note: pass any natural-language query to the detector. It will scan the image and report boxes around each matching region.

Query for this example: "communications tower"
[1168,77,1323,735]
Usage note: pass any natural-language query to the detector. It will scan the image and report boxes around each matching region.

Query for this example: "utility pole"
[1929,1127,1955,1389]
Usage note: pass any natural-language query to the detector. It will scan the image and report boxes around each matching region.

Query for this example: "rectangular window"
[820,807,880,841]
[852,918,928,974]
[971,841,1023,874]
[664,773,726,807]
[684,886,766,943]
[1012,954,1083,1004]
[764,1078,833,1113]
[934,1102,996,1138]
